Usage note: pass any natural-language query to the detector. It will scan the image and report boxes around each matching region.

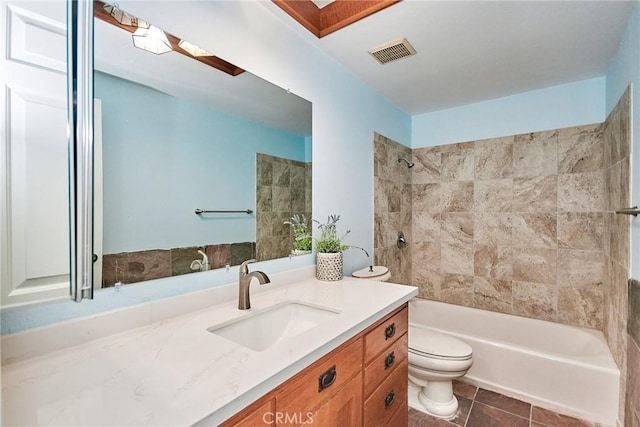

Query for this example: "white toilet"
[351,266,473,419]
[408,326,473,419]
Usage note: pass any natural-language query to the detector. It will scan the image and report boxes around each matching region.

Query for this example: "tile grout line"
[462,385,478,427]
[463,399,474,427]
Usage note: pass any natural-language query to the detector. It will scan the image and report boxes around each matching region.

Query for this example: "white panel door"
[1,0,70,306]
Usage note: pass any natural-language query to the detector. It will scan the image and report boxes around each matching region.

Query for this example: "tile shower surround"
[374,86,638,426]
[600,87,636,427]
[375,124,607,329]
[102,242,255,287]
[373,132,413,286]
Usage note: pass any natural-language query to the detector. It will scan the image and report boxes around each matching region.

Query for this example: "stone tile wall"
[602,86,632,425]
[102,242,255,287]
[374,88,634,426]
[410,123,605,329]
[255,154,312,261]
[373,132,412,285]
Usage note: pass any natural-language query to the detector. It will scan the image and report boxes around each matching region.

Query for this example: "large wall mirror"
[94,2,312,289]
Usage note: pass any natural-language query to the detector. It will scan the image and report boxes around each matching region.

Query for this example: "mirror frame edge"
[68,0,95,302]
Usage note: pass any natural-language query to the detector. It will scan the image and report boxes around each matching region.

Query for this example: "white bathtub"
[409,299,620,426]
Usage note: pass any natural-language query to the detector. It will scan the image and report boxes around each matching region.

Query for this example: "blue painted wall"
[412,77,606,148]
[1,2,411,333]
[8,2,629,334]
[96,72,306,253]
[605,3,640,280]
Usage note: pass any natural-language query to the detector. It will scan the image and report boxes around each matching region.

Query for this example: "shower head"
[398,157,415,168]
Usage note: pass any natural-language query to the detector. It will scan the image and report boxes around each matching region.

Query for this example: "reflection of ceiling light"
[178,40,213,57]
[103,2,148,28]
[132,25,173,55]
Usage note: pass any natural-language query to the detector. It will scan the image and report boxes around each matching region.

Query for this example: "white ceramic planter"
[316,252,343,281]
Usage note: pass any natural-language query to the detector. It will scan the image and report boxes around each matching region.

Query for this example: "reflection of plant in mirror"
[284,214,312,251]
[313,214,369,256]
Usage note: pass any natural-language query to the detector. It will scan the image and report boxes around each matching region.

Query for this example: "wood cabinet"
[222,303,408,427]
[363,306,409,427]
[221,395,276,426]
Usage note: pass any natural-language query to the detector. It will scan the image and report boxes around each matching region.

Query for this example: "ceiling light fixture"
[102,2,148,28]
[132,25,173,55]
[177,40,214,57]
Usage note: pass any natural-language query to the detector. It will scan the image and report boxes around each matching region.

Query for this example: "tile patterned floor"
[408,381,601,427]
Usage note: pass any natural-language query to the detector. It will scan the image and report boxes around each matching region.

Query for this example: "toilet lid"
[352,266,389,279]
[409,326,472,360]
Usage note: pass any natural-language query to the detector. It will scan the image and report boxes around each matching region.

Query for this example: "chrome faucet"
[189,250,210,272]
[238,259,270,310]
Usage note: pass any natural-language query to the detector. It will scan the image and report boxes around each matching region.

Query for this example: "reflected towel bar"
[616,206,639,216]
[195,209,253,215]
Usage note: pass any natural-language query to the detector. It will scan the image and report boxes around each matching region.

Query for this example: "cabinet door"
[302,373,362,427]
[222,396,275,427]
[1,0,70,306]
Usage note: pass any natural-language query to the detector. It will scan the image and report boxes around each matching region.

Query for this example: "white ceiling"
[266,0,637,115]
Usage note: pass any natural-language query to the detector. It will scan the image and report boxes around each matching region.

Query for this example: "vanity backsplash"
[102,242,255,287]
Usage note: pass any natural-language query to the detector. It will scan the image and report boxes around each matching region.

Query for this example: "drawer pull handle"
[318,365,336,392]
[384,351,396,369]
[384,390,396,408]
[385,323,396,340]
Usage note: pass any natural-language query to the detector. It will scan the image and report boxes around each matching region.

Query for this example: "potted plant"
[313,214,368,281]
[284,213,312,255]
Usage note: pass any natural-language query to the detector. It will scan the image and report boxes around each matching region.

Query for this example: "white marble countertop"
[1,277,417,426]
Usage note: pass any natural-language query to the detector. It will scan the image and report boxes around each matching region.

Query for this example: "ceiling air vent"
[368,37,416,65]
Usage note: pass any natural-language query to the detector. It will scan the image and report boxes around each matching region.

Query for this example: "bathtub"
[409,299,620,426]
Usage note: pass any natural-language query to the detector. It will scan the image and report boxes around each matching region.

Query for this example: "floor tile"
[408,407,457,426]
[474,388,531,418]
[466,402,530,427]
[408,385,599,427]
[531,406,596,427]
[449,395,472,427]
[453,380,478,400]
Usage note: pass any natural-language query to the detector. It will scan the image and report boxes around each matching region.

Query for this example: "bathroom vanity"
[1,267,417,426]
[223,304,409,426]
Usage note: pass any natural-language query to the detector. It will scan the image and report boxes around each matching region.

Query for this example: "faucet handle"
[239,259,256,273]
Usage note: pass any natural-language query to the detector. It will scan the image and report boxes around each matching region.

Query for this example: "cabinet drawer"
[364,306,408,363]
[363,333,408,398]
[277,337,363,415]
[363,361,408,427]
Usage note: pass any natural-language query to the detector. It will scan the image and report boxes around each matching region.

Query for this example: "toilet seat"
[409,326,472,361]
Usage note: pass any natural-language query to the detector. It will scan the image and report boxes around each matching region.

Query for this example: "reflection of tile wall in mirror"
[256,154,312,261]
[102,243,257,287]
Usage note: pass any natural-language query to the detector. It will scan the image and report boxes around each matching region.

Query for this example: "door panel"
[1,0,69,306]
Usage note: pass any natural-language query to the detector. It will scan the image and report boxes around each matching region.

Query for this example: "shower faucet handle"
[397,231,407,248]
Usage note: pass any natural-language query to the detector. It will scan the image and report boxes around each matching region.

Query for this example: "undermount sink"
[207,301,340,351]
